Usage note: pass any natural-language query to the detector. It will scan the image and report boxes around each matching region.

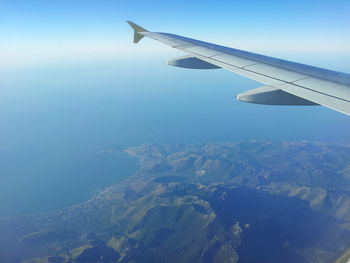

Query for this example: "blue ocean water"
[0,55,349,216]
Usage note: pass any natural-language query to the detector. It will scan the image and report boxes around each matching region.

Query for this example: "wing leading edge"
[127,21,350,116]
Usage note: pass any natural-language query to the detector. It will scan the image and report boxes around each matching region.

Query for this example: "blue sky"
[1,0,350,70]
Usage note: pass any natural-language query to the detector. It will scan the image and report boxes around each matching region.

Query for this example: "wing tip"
[126,21,149,33]
[126,21,149,43]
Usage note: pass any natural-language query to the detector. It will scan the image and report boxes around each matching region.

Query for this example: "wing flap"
[278,83,350,115]
[293,78,350,101]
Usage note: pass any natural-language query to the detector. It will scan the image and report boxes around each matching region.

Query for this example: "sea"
[1,53,349,216]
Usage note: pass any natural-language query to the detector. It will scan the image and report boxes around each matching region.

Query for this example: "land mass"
[1,141,350,263]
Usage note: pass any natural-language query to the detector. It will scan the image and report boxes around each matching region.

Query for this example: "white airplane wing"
[127,21,350,116]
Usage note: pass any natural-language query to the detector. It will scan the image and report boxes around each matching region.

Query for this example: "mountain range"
[1,141,350,263]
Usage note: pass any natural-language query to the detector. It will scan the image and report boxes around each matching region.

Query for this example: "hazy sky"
[1,0,350,215]
[1,0,350,69]
[0,0,349,137]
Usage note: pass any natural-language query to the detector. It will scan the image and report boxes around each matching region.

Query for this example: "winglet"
[127,21,149,43]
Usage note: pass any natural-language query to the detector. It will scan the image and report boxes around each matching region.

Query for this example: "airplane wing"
[127,21,350,116]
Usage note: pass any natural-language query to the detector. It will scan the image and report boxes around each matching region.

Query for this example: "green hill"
[1,141,350,263]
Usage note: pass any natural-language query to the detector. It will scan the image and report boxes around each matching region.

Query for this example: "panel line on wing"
[241,63,260,69]
[290,77,310,83]
[200,55,350,103]
[174,44,196,49]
